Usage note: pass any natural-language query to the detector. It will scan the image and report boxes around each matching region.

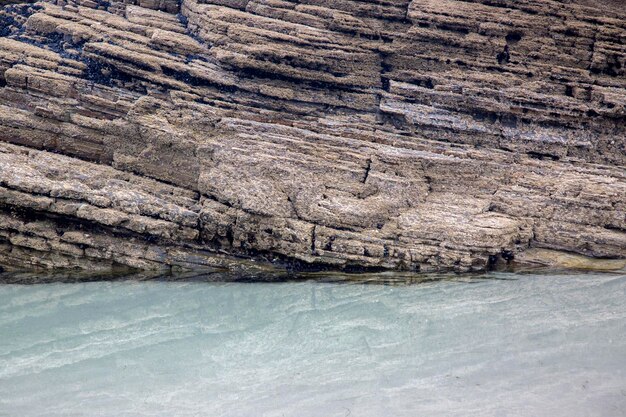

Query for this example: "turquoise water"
[1,272,625,417]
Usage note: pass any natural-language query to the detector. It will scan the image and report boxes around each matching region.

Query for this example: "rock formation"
[0,0,624,273]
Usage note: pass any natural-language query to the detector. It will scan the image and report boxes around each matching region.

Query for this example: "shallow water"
[1,272,625,417]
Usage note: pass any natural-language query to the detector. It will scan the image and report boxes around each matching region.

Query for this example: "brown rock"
[0,0,624,273]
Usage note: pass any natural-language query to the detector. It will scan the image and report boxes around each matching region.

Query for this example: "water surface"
[1,272,625,416]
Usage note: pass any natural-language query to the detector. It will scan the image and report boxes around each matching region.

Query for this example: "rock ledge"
[0,0,624,273]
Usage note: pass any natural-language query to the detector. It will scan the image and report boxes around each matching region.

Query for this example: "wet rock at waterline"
[0,0,624,273]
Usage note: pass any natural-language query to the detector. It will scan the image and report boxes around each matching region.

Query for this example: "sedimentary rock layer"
[0,0,624,272]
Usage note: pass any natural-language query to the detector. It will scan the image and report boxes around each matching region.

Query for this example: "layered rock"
[0,0,624,273]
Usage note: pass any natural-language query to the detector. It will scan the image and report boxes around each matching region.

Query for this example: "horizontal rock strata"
[0,0,624,273]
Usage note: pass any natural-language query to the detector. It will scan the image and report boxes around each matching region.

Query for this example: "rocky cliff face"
[0,0,624,274]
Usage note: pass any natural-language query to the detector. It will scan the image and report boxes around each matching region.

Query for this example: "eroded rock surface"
[0,0,624,273]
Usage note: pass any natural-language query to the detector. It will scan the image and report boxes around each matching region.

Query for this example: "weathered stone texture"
[0,0,624,272]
